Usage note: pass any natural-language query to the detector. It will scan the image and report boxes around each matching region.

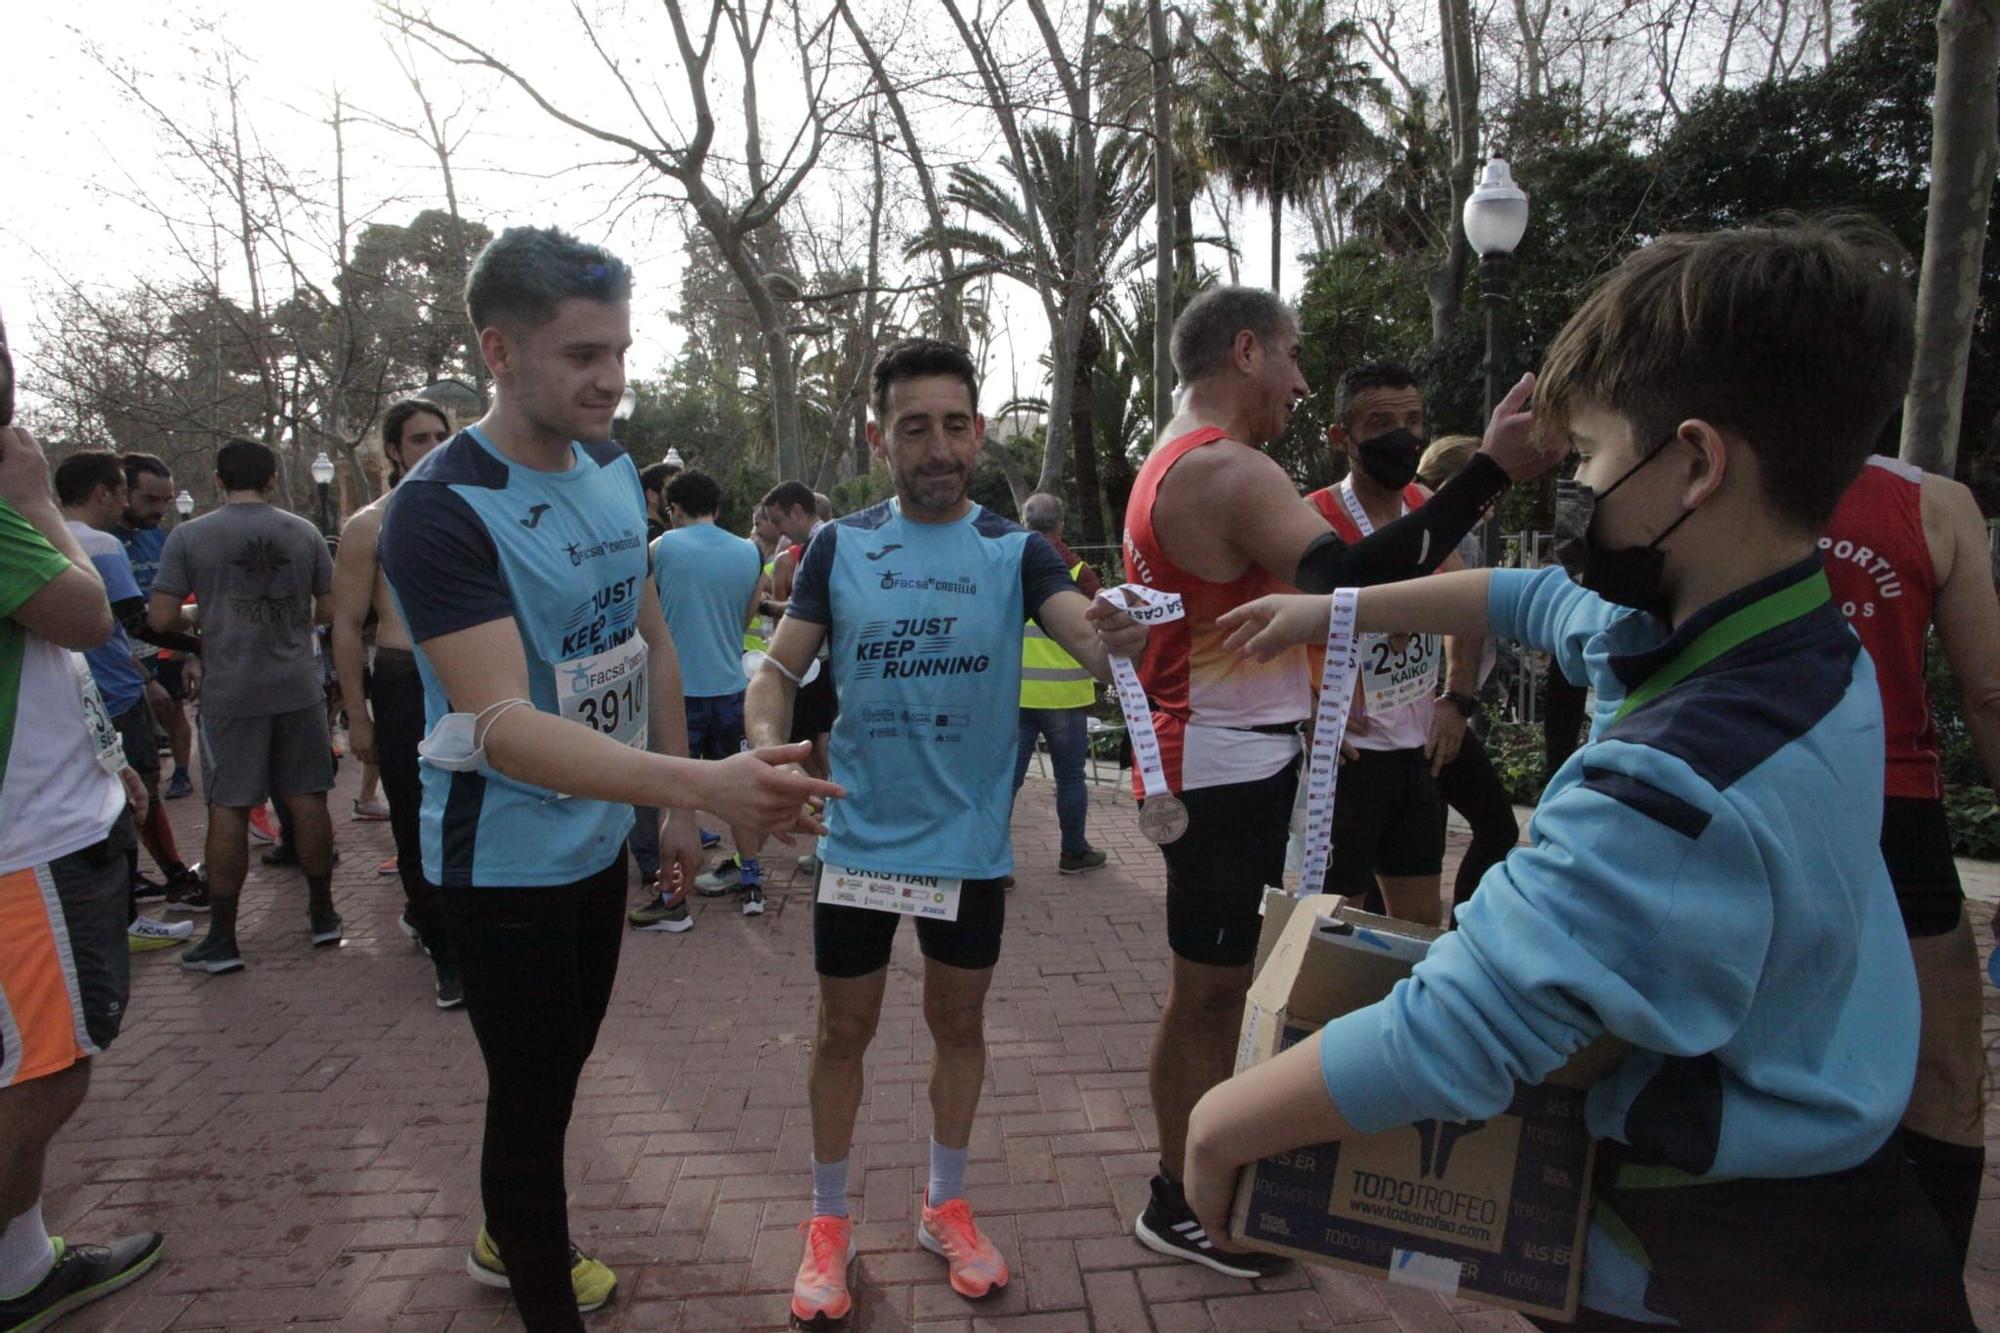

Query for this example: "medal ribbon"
[1095,584,1185,800]
[1299,589,1362,894]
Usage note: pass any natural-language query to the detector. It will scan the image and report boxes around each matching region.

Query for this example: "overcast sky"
[3,0,1306,423]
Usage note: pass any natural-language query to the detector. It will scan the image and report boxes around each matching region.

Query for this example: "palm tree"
[910,127,1153,543]
[1195,0,1385,293]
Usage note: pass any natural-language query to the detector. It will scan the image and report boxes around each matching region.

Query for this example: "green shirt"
[0,499,75,789]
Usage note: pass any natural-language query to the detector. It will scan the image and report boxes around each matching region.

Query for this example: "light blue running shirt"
[652,522,762,699]
[380,426,650,888]
[788,499,1076,879]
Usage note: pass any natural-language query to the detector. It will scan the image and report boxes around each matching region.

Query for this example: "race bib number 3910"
[558,637,648,750]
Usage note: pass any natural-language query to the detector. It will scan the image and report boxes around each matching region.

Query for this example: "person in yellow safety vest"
[743,503,781,653]
[1013,493,1109,878]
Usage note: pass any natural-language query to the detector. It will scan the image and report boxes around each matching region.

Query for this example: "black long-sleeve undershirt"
[112,596,200,655]
[1293,452,1508,593]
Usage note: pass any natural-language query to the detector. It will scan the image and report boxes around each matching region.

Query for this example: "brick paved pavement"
[39,755,2000,1330]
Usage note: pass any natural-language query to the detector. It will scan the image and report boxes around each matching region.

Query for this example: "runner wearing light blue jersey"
[386,422,654,887]
[747,338,1148,1327]
[376,225,838,1332]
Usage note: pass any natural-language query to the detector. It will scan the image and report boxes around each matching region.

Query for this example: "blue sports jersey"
[66,521,149,716]
[652,522,762,699]
[116,523,166,596]
[380,426,650,888]
[789,500,1076,879]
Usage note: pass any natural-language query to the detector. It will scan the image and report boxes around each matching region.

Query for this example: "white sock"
[0,1203,56,1299]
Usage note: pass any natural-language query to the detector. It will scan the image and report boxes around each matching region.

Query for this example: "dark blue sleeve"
[788,524,837,625]
[1020,532,1079,617]
[379,481,515,642]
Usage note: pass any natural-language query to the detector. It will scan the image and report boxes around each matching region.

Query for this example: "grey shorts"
[0,814,135,1086]
[112,702,160,777]
[198,705,335,808]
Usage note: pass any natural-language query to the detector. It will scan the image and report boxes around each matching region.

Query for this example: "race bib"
[72,654,126,776]
[1358,631,1441,711]
[816,862,963,922]
[557,636,648,751]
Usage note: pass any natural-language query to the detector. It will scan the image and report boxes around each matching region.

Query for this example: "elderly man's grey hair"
[1022,491,1064,534]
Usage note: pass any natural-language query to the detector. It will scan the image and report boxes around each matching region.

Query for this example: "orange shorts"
[0,825,131,1088]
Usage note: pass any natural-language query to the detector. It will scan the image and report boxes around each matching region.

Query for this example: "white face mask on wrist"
[418,698,535,772]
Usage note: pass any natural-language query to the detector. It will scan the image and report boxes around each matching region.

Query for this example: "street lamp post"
[1463,158,1530,569]
[173,489,194,521]
[309,451,336,535]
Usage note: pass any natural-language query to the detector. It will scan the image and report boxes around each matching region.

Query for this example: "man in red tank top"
[1302,364,1487,928]
[1822,454,2000,1267]
[1124,286,1560,1278]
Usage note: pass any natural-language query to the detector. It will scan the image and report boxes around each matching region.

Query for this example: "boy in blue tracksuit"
[1183,218,1973,1328]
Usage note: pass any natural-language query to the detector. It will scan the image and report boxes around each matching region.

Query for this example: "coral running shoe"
[790,1215,855,1326]
[918,1196,1009,1299]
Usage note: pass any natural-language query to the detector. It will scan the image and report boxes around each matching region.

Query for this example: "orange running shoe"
[790,1214,855,1326]
[918,1196,1009,1299]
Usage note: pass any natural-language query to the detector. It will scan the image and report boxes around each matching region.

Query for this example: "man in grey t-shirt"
[149,439,339,973]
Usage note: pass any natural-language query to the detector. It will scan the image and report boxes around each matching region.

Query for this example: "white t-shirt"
[1,641,126,873]
[1338,482,1440,753]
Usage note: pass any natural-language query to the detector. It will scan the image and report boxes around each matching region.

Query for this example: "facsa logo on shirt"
[564,533,646,567]
[874,569,979,595]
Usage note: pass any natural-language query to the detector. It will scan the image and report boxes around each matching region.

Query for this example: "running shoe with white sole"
[0,1232,164,1332]
[465,1226,616,1313]
[741,885,765,916]
[627,890,693,933]
[163,770,194,800]
[310,914,344,947]
[918,1196,1009,1299]
[247,806,278,844]
[694,857,741,896]
[790,1215,855,1327]
[1133,1173,1290,1278]
[127,916,193,953]
[179,935,244,974]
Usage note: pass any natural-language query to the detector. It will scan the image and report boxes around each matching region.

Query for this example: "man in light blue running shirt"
[378,225,839,1332]
[627,468,765,926]
[746,338,1148,1327]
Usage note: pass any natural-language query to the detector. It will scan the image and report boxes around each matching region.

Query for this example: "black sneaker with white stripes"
[1133,1173,1290,1278]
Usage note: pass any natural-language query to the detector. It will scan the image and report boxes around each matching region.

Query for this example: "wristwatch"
[1440,690,1482,721]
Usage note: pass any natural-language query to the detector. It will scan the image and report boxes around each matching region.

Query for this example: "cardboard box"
[1229,893,1595,1320]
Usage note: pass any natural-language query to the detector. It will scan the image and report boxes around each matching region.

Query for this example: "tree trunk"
[1175,193,1198,291]
[982,433,1032,512]
[1269,190,1284,294]
[1070,320,1106,545]
[840,1,965,342]
[1898,0,2000,474]
[1149,0,1177,436]
[1427,0,1481,343]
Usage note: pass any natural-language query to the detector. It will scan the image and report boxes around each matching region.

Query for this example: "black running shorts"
[1158,756,1301,968]
[1880,796,1963,938]
[813,876,1008,978]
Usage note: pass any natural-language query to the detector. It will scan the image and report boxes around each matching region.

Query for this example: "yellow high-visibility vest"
[1020,560,1097,709]
[743,556,774,652]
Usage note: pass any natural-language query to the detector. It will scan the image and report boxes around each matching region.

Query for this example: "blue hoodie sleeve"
[1318,738,1773,1132]
[1487,566,1625,688]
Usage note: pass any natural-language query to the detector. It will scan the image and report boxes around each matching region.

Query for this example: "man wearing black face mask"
[1301,363,1485,927]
